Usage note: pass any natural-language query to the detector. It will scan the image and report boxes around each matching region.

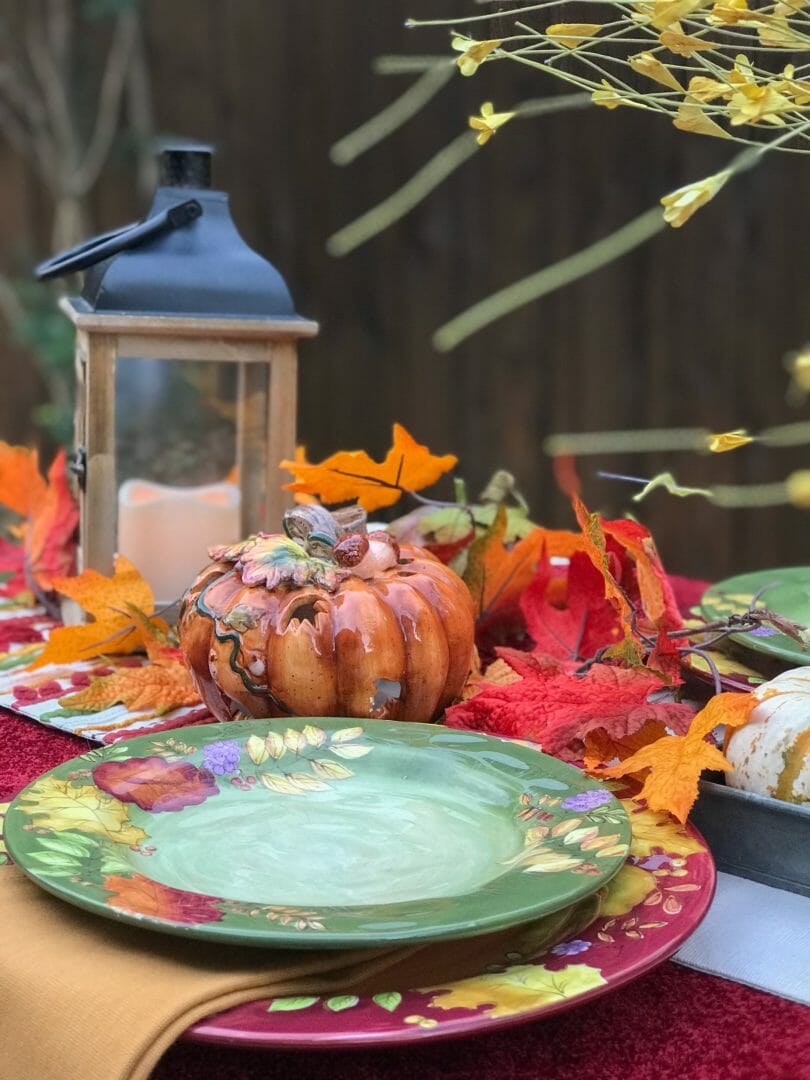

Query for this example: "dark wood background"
[0,0,807,579]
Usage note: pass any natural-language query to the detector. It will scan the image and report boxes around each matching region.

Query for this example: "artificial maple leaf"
[572,497,640,662]
[93,756,217,810]
[445,660,694,762]
[463,507,567,620]
[601,517,682,632]
[59,660,200,716]
[29,556,166,669]
[0,442,46,516]
[0,444,78,595]
[25,450,79,593]
[281,423,457,512]
[598,692,756,822]
[583,720,668,783]
[520,550,624,662]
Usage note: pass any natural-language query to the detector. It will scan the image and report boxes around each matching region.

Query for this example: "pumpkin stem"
[283,505,340,560]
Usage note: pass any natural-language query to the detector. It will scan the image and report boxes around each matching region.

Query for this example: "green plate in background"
[700,567,810,668]
[6,718,629,949]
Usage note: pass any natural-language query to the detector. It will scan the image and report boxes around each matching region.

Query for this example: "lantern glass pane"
[114,357,249,605]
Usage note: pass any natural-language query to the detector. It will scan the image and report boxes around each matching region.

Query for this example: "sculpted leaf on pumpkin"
[18,776,148,846]
[92,756,219,812]
[280,423,457,512]
[209,534,345,591]
[425,963,606,1018]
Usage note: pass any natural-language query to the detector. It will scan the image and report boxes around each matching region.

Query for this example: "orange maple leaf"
[281,423,457,512]
[583,720,668,784]
[0,442,47,515]
[58,659,200,716]
[463,506,554,619]
[0,443,78,595]
[29,555,167,669]
[596,691,756,822]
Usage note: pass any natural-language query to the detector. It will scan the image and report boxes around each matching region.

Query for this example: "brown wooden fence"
[0,0,807,579]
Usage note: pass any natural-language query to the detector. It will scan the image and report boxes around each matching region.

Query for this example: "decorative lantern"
[36,144,317,605]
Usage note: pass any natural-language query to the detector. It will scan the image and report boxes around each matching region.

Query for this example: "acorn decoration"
[179,505,475,723]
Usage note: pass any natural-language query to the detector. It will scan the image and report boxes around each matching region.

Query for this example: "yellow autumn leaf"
[282,423,457,512]
[310,759,353,780]
[330,726,364,743]
[18,776,148,847]
[425,963,606,1018]
[30,556,166,669]
[522,851,583,872]
[601,864,658,915]
[659,29,715,55]
[707,430,754,452]
[265,731,286,760]
[661,168,733,228]
[629,52,684,92]
[673,98,733,140]
[302,724,327,748]
[545,23,603,48]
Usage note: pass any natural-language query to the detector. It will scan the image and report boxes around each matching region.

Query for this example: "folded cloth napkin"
[0,866,601,1080]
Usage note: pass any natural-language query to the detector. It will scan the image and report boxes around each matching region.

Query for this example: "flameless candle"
[118,479,241,604]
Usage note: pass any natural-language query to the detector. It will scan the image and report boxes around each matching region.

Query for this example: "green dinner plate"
[6,718,630,949]
[700,567,810,667]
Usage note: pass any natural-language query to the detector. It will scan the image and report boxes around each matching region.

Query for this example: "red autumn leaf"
[25,450,79,593]
[520,551,625,662]
[104,873,223,923]
[445,661,694,762]
[92,756,219,812]
[601,517,683,633]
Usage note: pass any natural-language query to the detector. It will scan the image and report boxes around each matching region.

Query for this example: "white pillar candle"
[118,479,241,605]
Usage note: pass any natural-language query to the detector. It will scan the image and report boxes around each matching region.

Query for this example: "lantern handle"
[34,199,203,281]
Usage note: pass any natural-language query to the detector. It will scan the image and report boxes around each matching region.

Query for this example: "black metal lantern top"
[35,145,301,321]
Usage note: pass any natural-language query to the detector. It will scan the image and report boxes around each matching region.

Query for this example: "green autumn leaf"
[372,992,402,1013]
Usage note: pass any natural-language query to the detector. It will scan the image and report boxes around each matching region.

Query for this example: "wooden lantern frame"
[63,298,318,577]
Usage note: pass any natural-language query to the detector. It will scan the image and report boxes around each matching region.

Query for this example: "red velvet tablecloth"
[2,709,808,1079]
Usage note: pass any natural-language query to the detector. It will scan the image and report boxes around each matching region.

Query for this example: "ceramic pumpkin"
[725,667,810,804]
[179,506,476,723]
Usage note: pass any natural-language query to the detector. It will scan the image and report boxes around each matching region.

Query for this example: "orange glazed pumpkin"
[179,508,475,723]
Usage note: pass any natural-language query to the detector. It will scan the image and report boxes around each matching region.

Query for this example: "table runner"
[1,708,807,1080]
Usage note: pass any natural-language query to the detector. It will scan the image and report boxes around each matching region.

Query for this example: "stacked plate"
[5,717,713,1047]
[701,567,810,669]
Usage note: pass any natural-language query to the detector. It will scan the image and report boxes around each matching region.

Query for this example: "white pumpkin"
[726,667,810,804]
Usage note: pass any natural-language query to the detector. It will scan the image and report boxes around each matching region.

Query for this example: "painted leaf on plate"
[425,962,606,1018]
[103,873,224,923]
[17,775,148,846]
[92,756,220,812]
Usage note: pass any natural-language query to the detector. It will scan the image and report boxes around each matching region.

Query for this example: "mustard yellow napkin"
[0,866,600,1080]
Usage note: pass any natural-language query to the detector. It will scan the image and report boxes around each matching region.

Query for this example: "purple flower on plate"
[202,739,241,776]
[561,789,613,812]
[749,626,778,638]
[551,939,591,957]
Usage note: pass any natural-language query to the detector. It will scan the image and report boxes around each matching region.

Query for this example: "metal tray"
[691,775,810,897]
